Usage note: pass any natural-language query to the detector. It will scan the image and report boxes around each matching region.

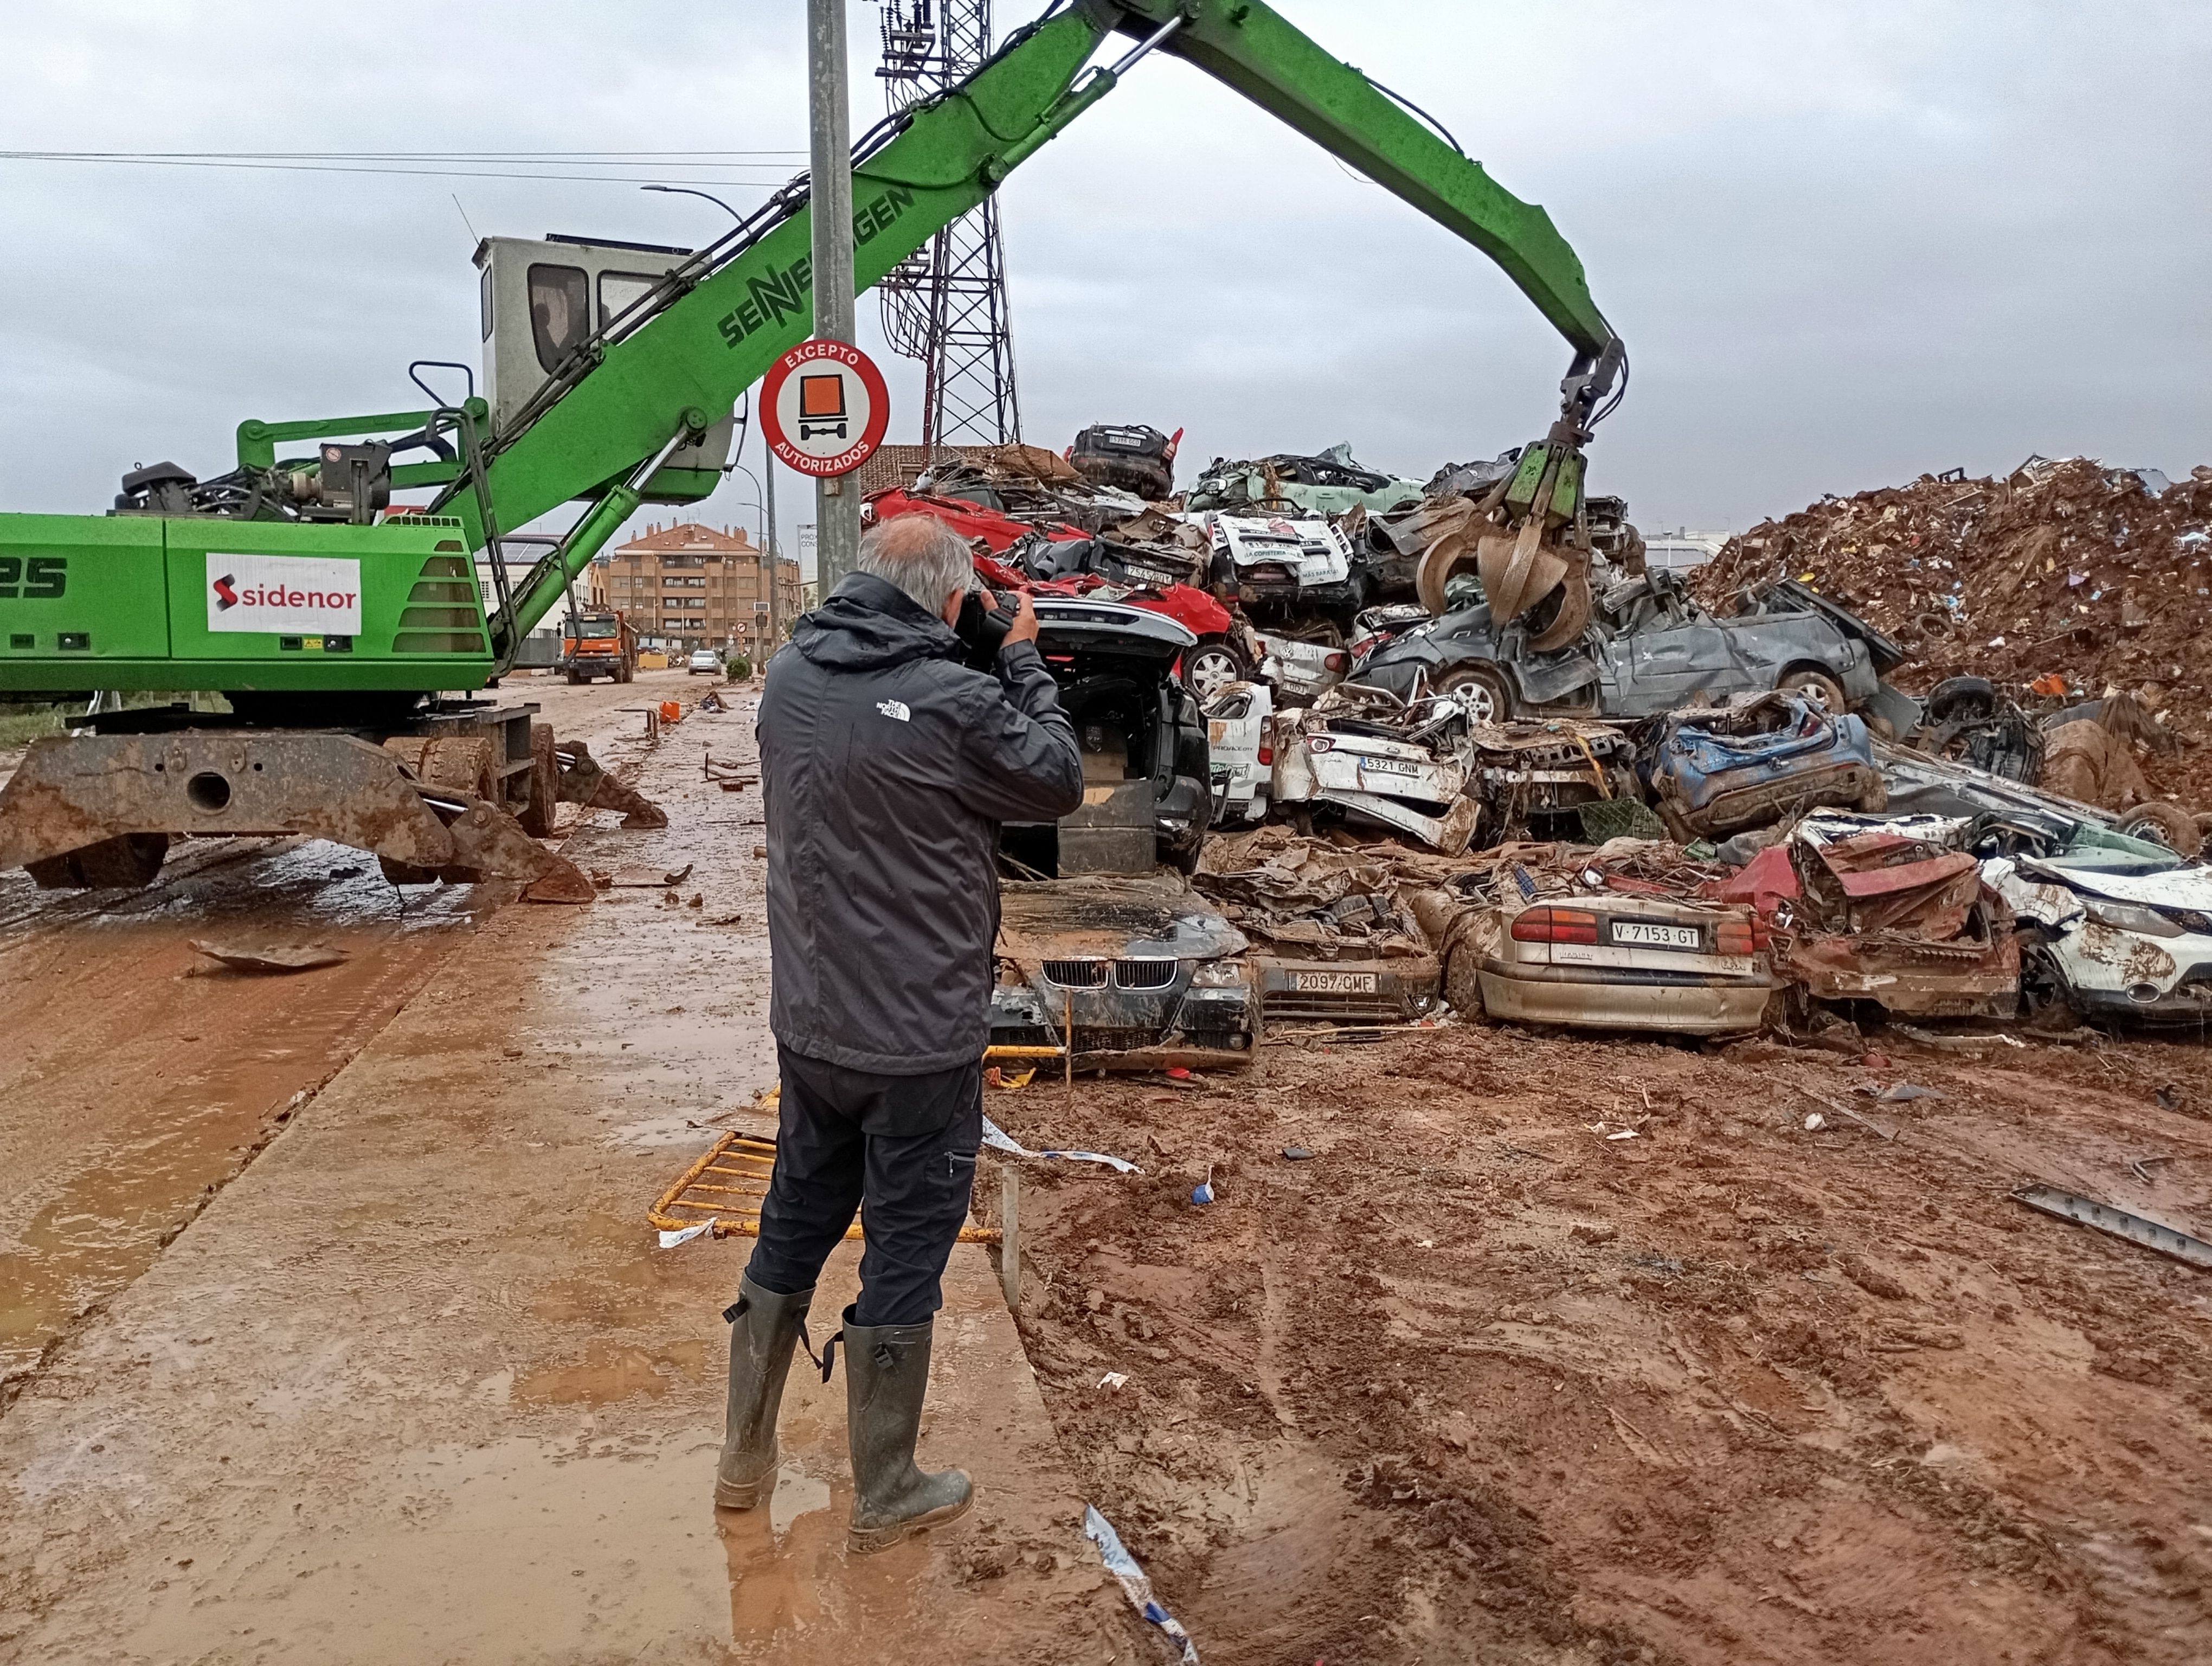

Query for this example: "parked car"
[1354,570,1898,722]
[1005,597,1212,877]
[986,874,1254,1071]
[1443,887,1782,1036]
[686,648,723,675]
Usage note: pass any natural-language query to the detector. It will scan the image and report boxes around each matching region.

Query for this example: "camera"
[953,586,1021,671]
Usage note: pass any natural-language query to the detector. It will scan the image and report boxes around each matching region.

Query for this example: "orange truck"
[560,610,636,684]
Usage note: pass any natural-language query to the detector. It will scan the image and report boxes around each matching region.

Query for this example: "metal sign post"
[806,0,861,596]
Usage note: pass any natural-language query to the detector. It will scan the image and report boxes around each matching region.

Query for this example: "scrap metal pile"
[1695,456,2212,803]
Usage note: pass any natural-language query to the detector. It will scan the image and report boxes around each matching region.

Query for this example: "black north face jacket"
[759,572,1083,1074]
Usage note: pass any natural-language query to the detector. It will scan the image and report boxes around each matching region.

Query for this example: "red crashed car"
[868,488,1248,698]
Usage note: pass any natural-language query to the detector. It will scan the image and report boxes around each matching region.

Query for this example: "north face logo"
[212,573,239,610]
[876,699,911,722]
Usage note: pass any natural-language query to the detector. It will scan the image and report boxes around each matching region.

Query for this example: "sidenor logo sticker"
[213,574,239,610]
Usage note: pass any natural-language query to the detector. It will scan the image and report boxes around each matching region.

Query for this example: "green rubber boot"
[713,1273,814,1510]
[836,1306,974,1554]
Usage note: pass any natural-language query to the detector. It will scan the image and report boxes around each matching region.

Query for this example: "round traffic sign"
[761,338,890,477]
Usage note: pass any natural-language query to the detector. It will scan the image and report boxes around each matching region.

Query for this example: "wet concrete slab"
[0,678,1141,1663]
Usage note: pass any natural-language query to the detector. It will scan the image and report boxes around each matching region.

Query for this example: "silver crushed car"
[1354,571,1901,722]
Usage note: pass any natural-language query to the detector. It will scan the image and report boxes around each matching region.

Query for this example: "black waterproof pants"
[744,1044,983,1327]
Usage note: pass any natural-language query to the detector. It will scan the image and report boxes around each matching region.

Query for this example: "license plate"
[1610,919,1702,950]
[1358,755,1421,777]
[1293,970,1378,994]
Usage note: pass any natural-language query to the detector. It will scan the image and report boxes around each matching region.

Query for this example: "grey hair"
[857,513,974,616]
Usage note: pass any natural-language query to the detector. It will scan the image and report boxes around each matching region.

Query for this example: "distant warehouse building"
[589,521,802,657]
[1640,530,1732,574]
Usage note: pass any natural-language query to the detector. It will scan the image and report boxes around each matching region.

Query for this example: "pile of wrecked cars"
[863,433,2212,1061]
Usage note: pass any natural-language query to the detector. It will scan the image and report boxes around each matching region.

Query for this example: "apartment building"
[589,521,803,655]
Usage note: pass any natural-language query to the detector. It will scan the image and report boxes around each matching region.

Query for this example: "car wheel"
[2119,800,2204,857]
[1926,675,1997,723]
[1442,945,1490,1023]
[2020,944,2080,1030]
[1778,668,1849,713]
[1185,640,1248,702]
[1438,662,1513,725]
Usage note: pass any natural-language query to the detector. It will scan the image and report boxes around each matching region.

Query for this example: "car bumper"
[1254,954,1441,1026]
[1477,958,1778,1036]
[987,982,1256,1071]
[1665,761,1883,837]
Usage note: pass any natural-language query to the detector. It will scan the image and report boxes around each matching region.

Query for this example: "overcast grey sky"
[3,0,2206,562]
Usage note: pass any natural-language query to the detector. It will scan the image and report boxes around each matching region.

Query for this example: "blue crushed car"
[1642,691,1886,839]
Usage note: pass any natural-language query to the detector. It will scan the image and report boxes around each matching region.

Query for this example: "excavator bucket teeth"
[437,797,596,901]
[1527,566,1594,652]
[554,740,669,829]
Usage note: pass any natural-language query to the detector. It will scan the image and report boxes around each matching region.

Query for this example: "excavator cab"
[473,234,736,503]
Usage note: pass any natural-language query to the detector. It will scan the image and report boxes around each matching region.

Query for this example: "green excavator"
[0,0,1623,889]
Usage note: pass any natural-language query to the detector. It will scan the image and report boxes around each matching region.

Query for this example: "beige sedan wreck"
[1443,886,1781,1036]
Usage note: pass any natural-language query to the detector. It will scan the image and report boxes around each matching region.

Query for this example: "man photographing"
[714,512,1083,1553]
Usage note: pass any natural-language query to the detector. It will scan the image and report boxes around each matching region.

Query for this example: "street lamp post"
[726,462,781,659]
[643,183,792,657]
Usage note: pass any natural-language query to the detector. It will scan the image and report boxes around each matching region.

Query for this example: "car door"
[1612,597,1738,714]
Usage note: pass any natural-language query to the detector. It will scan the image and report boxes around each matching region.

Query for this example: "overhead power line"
[0,149,806,187]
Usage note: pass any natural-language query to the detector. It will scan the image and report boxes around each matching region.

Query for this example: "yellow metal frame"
[649,1129,1000,1244]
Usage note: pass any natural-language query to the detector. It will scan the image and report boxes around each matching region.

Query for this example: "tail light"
[1257,744,1274,765]
[1348,635,1381,659]
[1511,906,1599,945]
[1324,651,1349,672]
[1715,915,1773,955]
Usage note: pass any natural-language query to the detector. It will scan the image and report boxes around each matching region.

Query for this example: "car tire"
[1926,675,1997,723]
[1443,944,1490,1023]
[1438,662,1513,725]
[2119,800,2203,857]
[1778,667,1849,714]
[2020,944,2080,1030]
[1184,638,1249,702]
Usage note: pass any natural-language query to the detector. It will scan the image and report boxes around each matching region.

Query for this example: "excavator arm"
[464,0,1623,650]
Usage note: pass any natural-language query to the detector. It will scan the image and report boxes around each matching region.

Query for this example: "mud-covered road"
[0,672,1137,1665]
[0,670,662,1398]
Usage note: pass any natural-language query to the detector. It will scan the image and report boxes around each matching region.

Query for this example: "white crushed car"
[1987,852,2212,1024]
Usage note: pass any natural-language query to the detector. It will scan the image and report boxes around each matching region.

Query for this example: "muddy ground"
[6,667,2211,1663]
[0,672,1141,1664]
[0,672,664,1397]
[996,1019,2212,1663]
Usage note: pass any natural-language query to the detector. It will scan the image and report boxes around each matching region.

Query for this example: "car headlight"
[1189,960,1248,988]
[2083,899,2185,939]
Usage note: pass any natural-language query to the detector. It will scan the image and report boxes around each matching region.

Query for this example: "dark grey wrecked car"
[1353,572,1903,723]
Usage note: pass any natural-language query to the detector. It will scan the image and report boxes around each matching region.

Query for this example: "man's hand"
[999,588,1039,648]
